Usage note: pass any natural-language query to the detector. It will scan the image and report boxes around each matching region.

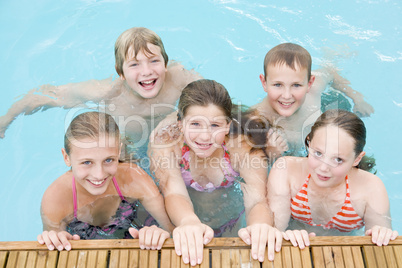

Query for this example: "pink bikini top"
[179,141,240,192]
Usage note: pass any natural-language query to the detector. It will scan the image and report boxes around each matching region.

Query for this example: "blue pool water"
[0,0,401,241]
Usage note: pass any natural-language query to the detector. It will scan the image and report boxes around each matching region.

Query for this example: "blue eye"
[83,161,91,165]
[293,84,302,88]
[190,122,200,127]
[273,83,282,87]
[105,158,114,164]
[211,124,220,128]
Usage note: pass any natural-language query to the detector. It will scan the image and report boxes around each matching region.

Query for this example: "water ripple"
[326,15,381,40]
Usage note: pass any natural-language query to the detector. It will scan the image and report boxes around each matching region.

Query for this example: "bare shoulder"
[166,61,202,87]
[116,163,160,200]
[351,169,387,195]
[41,172,74,223]
[270,156,307,184]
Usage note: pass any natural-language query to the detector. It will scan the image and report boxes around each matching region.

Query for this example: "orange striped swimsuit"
[291,174,364,232]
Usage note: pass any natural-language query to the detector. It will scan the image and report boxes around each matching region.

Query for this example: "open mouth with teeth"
[88,178,107,187]
[195,142,213,150]
[139,79,157,89]
[278,101,295,107]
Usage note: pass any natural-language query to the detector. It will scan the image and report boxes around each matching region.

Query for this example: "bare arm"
[148,139,213,266]
[313,68,374,117]
[122,164,175,233]
[267,157,293,231]
[361,173,398,245]
[0,77,117,138]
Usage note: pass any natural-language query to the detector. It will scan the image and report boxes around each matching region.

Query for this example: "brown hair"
[64,112,120,155]
[305,109,375,172]
[115,27,168,77]
[177,79,272,155]
[263,43,312,80]
[177,79,232,122]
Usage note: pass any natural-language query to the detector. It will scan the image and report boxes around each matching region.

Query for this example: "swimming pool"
[0,0,401,241]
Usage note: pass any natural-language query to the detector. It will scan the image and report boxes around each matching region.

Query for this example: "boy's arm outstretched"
[0,77,117,138]
[314,68,374,117]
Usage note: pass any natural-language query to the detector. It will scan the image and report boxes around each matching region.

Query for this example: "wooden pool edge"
[1,236,402,250]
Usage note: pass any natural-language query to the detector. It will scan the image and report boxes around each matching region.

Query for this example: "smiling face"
[307,125,364,188]
[260,63,315,117]
[62,135,120,196]
[181,104,231,158]
[121,43,167,99]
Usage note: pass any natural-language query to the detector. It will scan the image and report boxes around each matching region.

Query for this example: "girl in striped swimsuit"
[267,109,398,249]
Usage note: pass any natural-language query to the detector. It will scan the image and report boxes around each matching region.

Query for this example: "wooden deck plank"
[362,246,377,267]
[66,250,78,268]
[350,246,364,268]
[26,251,38,268]
[200,248,209,268]
[221,250,231,267]
[0,251,8,268]
[383,246,398,268]
[290,246,302,267]
[372,246,387,267]
[1,237,402,268]
[6,251,18,268]
[323,246,336,268]
[139,250,149,268]
[393,246,402,267]
[129,249,139,268]
[118,249,129,268]
[109,250,120,268]
[171,249,182,268]
[341,247,354,268]
[15,251,28,268]
[97,250,108,268]
[281,246,292,267]
[332,247,345,268]
[57,251,69,268]
[161,249,171,268]
[232,249,240,268]
[211,250,221,268]
[311,247,325,267]
[300,247,312,268]
[149,250,158,268]
[76,250,88,268]
[86,251,98,268]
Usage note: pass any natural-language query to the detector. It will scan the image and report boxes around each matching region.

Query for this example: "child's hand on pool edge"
[37,231,80,251]
[282,229,316,249]
[172,222,214,266]
[238,224,283,262]
[365,226,398,246]
[129,225,170,250]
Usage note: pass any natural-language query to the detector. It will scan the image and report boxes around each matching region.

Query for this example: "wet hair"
[263,43,312,80]
[177,79,271,155]
[115,27,168,76]
[230,106,273,156]
[64,112,120,155]
[305,109,376,172]
[177,79,232,122]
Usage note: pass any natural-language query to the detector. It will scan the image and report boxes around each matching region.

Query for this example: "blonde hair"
[64,112,120,155]
[115,27,168,76]
[263,43,312,80]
